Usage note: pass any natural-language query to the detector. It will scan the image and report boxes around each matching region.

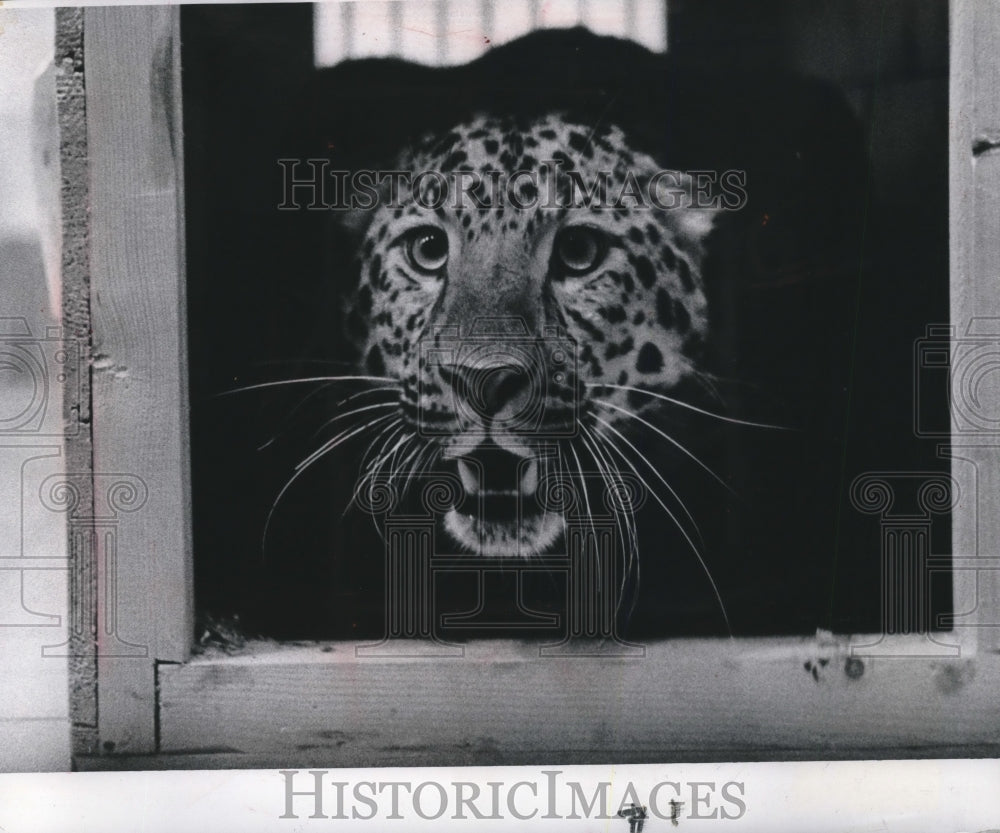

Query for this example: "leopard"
[335,111,719,564]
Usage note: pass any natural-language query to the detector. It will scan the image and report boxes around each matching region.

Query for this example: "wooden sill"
[140,636,1000,769]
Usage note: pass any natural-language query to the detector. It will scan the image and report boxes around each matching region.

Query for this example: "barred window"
[315,0,667,67]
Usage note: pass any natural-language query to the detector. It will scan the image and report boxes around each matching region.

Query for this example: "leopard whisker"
[354,432,418,540]
[582,426,641,604]
[248,358,363,369]
[572,435,635,608]
[263,412,397,554]
[554,445,569,547]
[361,422,407,477]
[386,436,421,497]
[590,424,731,636]
[336,386,402,409]
[586,383,790,431]
[394,437,429,501]
[216,374,398,397]
[257,380,337,451]
[358,424,410,537]
[587,428,642,616]
[575,432,614,593]
[365,423,411,481]
[310,392,400,441]
[411,442,444,514]
[690,368,726,405]
[404,441,440,503]
[568,440,601,570]
[592,398,735,496]
[592,413,704,545]
[343,420,406,520]
[259,385,400,452]
[578,428,632,596]
[296,402,400,471]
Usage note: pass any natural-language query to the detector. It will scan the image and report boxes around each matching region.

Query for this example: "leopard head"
[339,112,717,556]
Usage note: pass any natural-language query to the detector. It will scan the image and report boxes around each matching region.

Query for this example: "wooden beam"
[949,0,1000,654]
[158,638,1000,766]
[56,5,98,757]
[84,4,192,755]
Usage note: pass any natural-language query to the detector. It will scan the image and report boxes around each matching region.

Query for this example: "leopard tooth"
[519,458,539,497]
[456,457,479,495]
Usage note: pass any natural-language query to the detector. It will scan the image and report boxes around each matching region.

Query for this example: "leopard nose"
[439,363,531,419]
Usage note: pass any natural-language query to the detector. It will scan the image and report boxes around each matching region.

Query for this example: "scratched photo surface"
[184,0,951,645]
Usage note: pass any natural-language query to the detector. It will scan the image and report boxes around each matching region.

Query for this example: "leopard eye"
[553,226,608,276]
[405,227,449,275]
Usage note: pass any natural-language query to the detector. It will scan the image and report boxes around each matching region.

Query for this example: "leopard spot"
[604,336,634,360]
[567,131,590,156]
[580,343,603,376]
[673,299,691,334]
[428,131,462,156]
[441,150,467,171]
[598,305,627,324]
[633,255,656,290]
[635,342,664,374]
[552,150,574,170]
[368,254,382,287]
[656,287,674,329]
[678,259,694,292]
[566,307,606,342]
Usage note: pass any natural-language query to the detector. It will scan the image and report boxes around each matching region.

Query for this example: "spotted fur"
[341,112,717,555]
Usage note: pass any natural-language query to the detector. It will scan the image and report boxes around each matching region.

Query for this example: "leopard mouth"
[440,442,563,556]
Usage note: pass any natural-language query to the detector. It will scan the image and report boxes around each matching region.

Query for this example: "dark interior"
[182,0,951,642]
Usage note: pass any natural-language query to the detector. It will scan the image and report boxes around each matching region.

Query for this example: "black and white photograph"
[1,0,999,829]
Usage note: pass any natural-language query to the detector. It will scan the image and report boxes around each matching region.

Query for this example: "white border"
[3,761,1000,831]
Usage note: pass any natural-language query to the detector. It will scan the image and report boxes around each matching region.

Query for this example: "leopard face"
[341,112,716,556]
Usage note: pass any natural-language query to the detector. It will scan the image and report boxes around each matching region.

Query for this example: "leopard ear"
[334,188,381,242]
[672,205,719,252]
[331,168,399,242]
[668,207,721,272]
[661,171,725,262]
